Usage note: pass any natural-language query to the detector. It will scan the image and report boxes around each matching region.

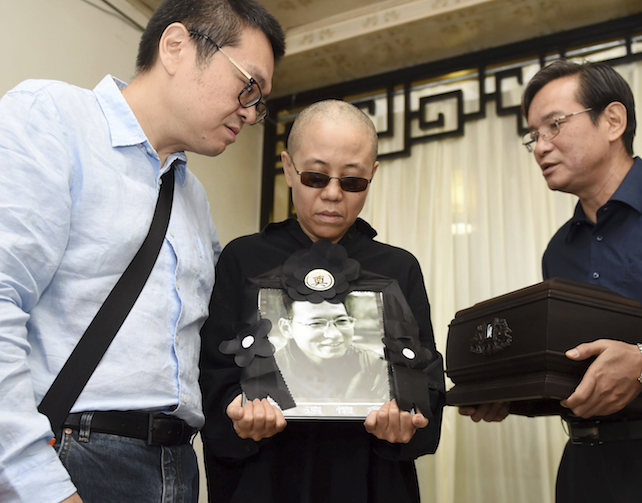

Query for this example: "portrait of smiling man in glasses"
[273,295,389,405]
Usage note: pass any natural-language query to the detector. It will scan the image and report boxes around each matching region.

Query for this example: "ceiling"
[126,0,642,98]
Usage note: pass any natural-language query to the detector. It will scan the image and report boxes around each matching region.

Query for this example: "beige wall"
[2,0,265,501]
[0,0,263,247]
[188,125,264,247]
[1,0,140,92]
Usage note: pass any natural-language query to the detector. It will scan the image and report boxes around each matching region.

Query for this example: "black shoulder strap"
[38,167,176,434]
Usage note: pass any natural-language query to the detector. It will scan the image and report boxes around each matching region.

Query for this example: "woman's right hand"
[226,394,287,441]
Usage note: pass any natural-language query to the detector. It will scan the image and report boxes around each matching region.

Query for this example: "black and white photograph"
[258,289,390,419]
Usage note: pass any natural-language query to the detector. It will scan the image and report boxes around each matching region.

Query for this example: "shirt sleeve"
[200,242,258,459]
[0,85,78,502]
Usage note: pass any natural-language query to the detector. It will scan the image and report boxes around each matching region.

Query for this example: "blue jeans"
[55,423,199,503]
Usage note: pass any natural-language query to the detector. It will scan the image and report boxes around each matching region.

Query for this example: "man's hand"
[364,399,428,443]
[61,494,83,503]
[561,339,642,418]
[226,395,286,441]
[458,402,510,423]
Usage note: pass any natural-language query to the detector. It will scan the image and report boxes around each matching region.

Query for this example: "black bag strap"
[38,167,176,434]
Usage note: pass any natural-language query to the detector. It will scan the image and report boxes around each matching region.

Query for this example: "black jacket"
[200,218,445,503]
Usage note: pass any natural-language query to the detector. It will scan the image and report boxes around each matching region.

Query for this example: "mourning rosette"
[380,295,438,417]
[384,335,435,416]
[380,296,433,372]
[383,333,433,372]
[281,240,360,303]
[219,317,295,410]
[219,318,274,367]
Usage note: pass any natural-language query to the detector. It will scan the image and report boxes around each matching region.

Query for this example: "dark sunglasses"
[292,164,372,192]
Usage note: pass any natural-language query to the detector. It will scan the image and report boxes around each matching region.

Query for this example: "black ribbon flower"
[383,327,436,417]
[382,332,433,372]
[219,318,274,368]
[281,240,360,303]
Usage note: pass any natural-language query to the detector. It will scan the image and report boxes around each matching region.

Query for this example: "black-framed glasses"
[293,316,356,332]
[522,108,592,152]
[292,162,373,192]
[188,30,268,124]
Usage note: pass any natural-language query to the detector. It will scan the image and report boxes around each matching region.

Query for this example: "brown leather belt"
[63,411,196,446]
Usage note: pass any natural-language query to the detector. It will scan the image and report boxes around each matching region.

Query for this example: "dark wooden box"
[445,278,642,416]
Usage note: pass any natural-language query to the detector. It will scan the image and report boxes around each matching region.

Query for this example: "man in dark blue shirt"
[462,60,642,502]
[529,60,642,503]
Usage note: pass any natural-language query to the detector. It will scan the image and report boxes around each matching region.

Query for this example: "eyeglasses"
[293,316,356,332]
[292,162,373,192]
[188,30,268,124]
[522,108,592,152]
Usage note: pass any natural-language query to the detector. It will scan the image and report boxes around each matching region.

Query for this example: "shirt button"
[183,395,189,403]
[596,235,603,241]
[175,335,180,345]
[176,281,181,290]
[170,229,175,237]
[592,272,600,279]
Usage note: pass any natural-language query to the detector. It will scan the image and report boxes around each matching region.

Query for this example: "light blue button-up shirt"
[0,75,221,502]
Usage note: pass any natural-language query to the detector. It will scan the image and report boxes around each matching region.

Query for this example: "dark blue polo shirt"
[543,156,642,303]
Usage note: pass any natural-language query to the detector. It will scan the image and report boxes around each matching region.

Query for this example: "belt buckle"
[570,421,602,446]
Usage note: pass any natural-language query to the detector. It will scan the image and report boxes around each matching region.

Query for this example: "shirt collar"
[93,75,187,185]
[610,156,642,213]
[346,218,377,240]
[94,75,146,148]
[564,156,642,242]
[164,154,188,186]
[264,217,378,245]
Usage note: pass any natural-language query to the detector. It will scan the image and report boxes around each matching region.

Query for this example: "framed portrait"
[221,240,438,421]
[256,289,389,419]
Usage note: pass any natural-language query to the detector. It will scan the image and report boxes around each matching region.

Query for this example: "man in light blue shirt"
[0,1,284,502]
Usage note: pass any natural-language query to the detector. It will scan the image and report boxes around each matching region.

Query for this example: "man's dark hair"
[281,295,353,319]
[522,60,636,156]
[136,0,285,73]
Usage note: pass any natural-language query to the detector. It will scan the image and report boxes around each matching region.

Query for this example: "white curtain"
[359,58,642,503]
